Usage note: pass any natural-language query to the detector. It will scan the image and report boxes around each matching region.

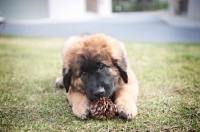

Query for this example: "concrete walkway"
[2,11,200,43]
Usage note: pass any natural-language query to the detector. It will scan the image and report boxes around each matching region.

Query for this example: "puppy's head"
[63,34,128,101]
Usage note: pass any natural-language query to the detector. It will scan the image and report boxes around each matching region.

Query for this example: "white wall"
[188,0,200,20]
[0,0,112,20]
[167,0,174,14]
[97,0,112,16]
[0,0,48,19]
[49,0,86,19]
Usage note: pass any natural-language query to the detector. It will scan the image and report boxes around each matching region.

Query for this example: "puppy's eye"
[81,71,87,76]
[99,64,105,70]
[97,63,106,70]
[80,67,88,77]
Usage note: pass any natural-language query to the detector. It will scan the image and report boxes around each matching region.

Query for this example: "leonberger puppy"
[56,34,139,120]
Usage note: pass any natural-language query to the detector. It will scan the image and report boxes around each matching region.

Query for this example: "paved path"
[2,12,200,43]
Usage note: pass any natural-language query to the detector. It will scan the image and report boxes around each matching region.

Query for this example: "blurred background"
[0,0,200,42]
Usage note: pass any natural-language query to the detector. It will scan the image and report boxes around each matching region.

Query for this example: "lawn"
[0,36,199,131]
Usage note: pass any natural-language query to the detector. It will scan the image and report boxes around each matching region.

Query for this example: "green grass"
[0,36,200,131]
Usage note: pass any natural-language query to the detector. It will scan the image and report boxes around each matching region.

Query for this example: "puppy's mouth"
[89,94,114,102]
[89,95,105,101]
[90,93,113,102]
[86,86,114,101]
[86,93,106,101]
[93,94,106,100]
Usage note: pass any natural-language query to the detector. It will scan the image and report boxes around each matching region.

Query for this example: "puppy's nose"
[93,87,105,97]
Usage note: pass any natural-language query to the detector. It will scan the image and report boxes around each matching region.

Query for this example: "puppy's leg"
[55,67,67,88]
[55,77,64,88]
[115,70,139,120]
[66,88,90,119]
[115,84,138,120]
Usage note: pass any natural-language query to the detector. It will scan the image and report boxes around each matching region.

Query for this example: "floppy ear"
[112,58,128,83]
[63,69,72,92]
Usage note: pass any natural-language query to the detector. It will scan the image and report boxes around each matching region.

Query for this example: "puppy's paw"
[72,99,90,119]
[115,99,137,120]
[55,77,64,88]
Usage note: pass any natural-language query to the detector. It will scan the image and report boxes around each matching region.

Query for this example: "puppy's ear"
[112,58,128,83]
[63,69,72,92]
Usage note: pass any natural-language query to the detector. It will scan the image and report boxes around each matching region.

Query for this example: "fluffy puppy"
[56,34,139,120]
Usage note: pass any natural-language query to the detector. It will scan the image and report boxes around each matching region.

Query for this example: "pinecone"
[90,97,117,120]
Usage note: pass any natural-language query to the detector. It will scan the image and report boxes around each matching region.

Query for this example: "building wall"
[97,0,112,16]
[48,0,86,19]
[0,0,48,19]
[0,0,112,20]
[188,0,200,20]
[168,0,200,20]
[167,0,173,14]
[168,0,187,15]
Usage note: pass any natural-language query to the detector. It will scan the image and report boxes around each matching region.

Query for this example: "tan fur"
[66,90,90,119]
[56,34,139,120]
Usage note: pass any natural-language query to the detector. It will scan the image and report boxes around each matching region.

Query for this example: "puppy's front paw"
[55,77,64,88]
[72,99,90,119]
[115,99,137,120]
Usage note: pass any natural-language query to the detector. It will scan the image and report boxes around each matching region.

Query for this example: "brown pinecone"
[90,97,117,120]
